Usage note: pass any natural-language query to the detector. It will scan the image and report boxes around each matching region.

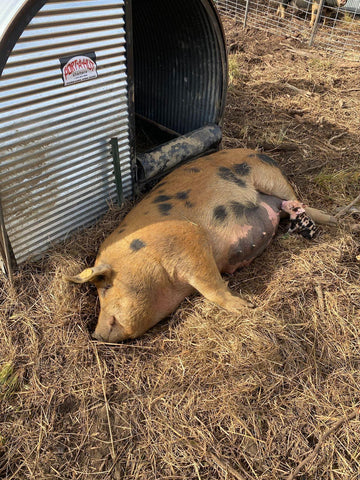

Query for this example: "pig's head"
[66,264,152,342]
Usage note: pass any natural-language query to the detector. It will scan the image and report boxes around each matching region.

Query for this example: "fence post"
[244,0,251,26]
[309,0,325,46]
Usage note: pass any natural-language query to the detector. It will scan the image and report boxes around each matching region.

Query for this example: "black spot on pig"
[175,190,191,200]
[153,195,172,203]
[213,205,228,223]
[158,203,173,216]
[230,201,246,219]
[130,239,146,251]
[185,201,194,208]
[230,201,259,220]
[257,153,279,168]
[218,167,246,188]
[234,162,251,176]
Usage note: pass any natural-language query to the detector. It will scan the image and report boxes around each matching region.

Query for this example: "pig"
[67,149,336,343]
[277,0,346,26]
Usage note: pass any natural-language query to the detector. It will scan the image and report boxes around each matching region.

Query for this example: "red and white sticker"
[60,52,98,86]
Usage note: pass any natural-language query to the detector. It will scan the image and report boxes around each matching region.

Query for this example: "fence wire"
[215,0,360,60]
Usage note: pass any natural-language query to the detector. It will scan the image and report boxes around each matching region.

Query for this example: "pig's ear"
[65,264,112,284]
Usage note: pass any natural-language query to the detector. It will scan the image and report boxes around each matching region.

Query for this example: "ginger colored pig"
[67,149,336,342]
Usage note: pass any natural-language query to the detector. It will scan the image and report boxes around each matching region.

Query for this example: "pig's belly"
[215,194,283,274]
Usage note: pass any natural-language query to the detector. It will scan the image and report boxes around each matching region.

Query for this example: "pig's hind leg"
[302,206,337,226]
[245,153,337,226]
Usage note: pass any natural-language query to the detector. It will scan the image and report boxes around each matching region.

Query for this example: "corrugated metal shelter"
[344,0,360,13]
[0,0,227,278]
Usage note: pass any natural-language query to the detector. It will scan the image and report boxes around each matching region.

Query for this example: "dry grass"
[1,21,360,479]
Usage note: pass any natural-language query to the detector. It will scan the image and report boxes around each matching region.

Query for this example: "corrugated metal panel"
[132,0,227,135]
[0,0,132,264]
[0,1,33,47]
[344,0,360,12]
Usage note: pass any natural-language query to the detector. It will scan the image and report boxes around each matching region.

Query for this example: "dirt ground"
[1,20,360,480]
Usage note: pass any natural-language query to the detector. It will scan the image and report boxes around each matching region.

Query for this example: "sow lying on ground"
[67,149,336,342]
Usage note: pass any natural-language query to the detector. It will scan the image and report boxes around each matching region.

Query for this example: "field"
[1,20,360,480]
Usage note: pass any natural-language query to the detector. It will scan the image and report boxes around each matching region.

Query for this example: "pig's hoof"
[223,294,256,312]
[243,299,256,309]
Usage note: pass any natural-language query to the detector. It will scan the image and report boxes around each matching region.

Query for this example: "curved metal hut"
[0,0,227,277]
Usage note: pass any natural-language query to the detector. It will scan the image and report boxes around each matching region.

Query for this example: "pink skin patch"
[232,224,253,241]
[261,201,281,228]
[216,201,285,274]
[281,200,305,220]
[214,225,253,247]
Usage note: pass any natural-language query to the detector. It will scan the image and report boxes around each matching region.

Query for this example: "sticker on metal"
[59,52,98,87]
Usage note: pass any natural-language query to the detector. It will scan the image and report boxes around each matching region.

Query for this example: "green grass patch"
[0,362,20,399]
[313,168,360,199]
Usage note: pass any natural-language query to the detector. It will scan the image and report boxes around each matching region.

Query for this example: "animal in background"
[277,0,346,26]
[67,149,336,343]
